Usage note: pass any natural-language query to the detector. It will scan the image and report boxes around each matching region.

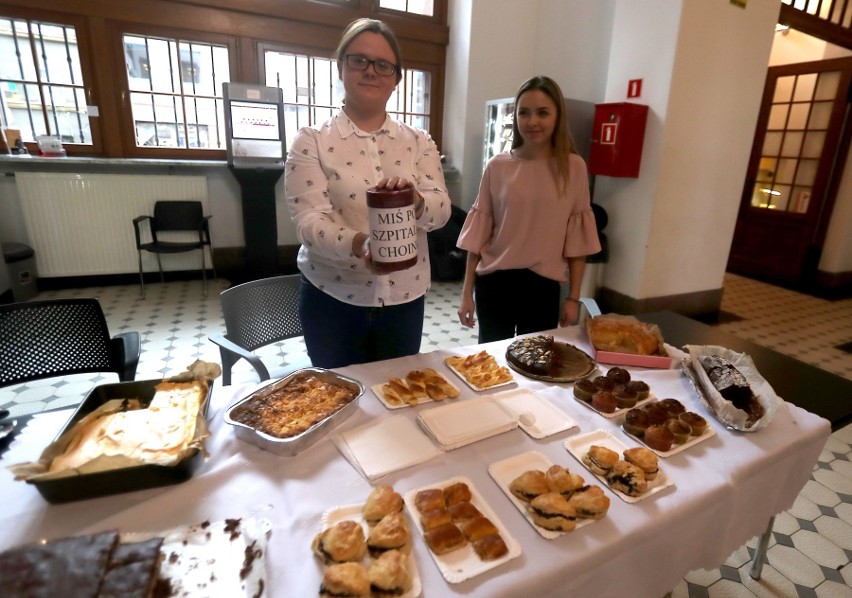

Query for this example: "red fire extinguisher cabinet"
[589,102,648,178]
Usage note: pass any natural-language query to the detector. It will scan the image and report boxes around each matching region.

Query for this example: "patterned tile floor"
[2,273,851,597]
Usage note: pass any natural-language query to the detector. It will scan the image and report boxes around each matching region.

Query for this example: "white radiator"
[16,172,210,277]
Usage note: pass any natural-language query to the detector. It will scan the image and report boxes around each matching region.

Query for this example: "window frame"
[108,22,238,160]
[0,6,102,156]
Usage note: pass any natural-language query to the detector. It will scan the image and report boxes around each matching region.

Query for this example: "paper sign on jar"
[366,186,418,273]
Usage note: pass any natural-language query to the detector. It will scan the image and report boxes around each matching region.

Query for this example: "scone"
[414,488,445,513]
[312,520,367,563]
[423,523,467,555]
[461,516,499,542]
[448,501,482,525]
[368,549,411,597]
[623,447,659,481]
[419,507,452,532]
[509,470,550,502]
[363,485,403,524]
[545,464,585,499]
[583,445,619,476]
[473,534,509,561]
[320,562,370,598]
[567,485,611,520]
[443,481,472,506]
[606,460,648,497]
[367,512,410,556]
[528,492,577,532]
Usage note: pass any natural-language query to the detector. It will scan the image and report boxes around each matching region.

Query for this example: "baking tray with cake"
[571,366,655,419]
[443,351,516,392]
[315,495,422,598]
[620,398,716,457]
[403,476,522,584]
[489,450,610,539]
[12,378,213,504]
[371,368,461,409]
[586,314,674,369]
[505,334,597,382]
[564,430,674,503]
[225,367,365,457]
[682,345,783,432]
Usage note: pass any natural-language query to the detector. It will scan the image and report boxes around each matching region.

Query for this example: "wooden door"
[728,57,852,284]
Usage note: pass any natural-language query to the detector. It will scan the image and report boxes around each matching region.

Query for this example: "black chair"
[133,200,216,298]
[208,274,307,386]
[0,298,140,388]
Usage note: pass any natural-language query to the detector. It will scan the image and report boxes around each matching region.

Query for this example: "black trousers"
[474,269,561,343]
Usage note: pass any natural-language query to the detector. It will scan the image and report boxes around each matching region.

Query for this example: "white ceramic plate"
[493,389,577,439]
[563,430,674,503]
[417,397,517,451]
[371,372,461,410]
[572,392,656,419]
[443,355,516,392]
[121,516,271,598]
[320,503,422,598]
[488,450,605,539]
[403,476,522,584]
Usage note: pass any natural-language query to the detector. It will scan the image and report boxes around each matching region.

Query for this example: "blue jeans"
[299,275,425,368]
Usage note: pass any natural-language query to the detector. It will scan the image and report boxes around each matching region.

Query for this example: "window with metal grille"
[123,34,230,149]
[0,18,91,145]
[379,0,435,17]
[264,49,431,149]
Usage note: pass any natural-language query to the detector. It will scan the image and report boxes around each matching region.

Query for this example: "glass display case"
[483,97,515,170]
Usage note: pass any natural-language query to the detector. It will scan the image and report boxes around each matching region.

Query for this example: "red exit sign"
[628,79,643,98]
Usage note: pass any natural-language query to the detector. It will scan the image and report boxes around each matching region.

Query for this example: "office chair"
[133,200,216,298]
[208,274,308,385]
[0,298,141,388]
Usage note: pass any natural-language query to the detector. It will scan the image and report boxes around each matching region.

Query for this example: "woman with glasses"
[456,75,600,342]
[285,18,450,368]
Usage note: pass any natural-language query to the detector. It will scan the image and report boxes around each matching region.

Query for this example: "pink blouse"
[457,152,601,282]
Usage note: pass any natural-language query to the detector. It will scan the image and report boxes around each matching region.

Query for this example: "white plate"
[417,397,518,450]
[573,392,656,419]
[122,516,271,598]
[320,503,422,598]
[371,372,461,410]
[403,476,522,584]
[493,389,577,439]
[621,418,717,457]
[563,430,674,503]
[443,356,516,392]
[488,450,604,539]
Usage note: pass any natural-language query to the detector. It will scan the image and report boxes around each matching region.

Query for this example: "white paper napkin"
[334,415,442,481]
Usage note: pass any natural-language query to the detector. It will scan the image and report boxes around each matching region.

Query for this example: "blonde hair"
[334,18,403,84]
[511,76,577,195]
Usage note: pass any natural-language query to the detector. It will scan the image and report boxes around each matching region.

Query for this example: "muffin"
[667,418,692,444]
[626,380,650,401]
[623,408,650,437]
[613,386,639,410]
[606,366,631,385]
[659,398,686,417]
[592,390,617,414]
[592,376,615,392]
[680,412,707,436]
[573,379,596,403]
[642,403,670,426]
[644,424,675,452]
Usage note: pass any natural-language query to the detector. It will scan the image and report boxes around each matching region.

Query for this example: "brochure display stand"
[223,83,287,281]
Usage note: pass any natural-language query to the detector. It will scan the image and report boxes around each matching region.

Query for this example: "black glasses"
[344,54,398,77]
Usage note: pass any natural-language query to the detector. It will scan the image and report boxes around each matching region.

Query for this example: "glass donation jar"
[366,186,418,273]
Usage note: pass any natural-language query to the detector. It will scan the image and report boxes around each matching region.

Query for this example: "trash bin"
[2,242,38,302]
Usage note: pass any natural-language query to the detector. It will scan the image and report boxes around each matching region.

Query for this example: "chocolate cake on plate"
[506,335,595,381]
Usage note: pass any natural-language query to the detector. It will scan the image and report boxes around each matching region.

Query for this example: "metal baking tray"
[224,367,365,457]
[29,379,213,504]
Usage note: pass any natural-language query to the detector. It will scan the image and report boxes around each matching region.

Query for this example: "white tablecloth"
[0,327,831,597]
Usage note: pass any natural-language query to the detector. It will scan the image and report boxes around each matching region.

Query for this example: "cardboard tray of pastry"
[9,363,216,503]
[371,368,461,409]
[586,314,673,368]
[620,398,716,457]
[489,450,610,539]
[403,476,521,584]
[564,430,674,503]
[443,351,515,391]
[683,345,783,432]
[315,488,422,598]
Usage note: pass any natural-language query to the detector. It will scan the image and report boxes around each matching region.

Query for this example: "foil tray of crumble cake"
[506,335,597,382]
